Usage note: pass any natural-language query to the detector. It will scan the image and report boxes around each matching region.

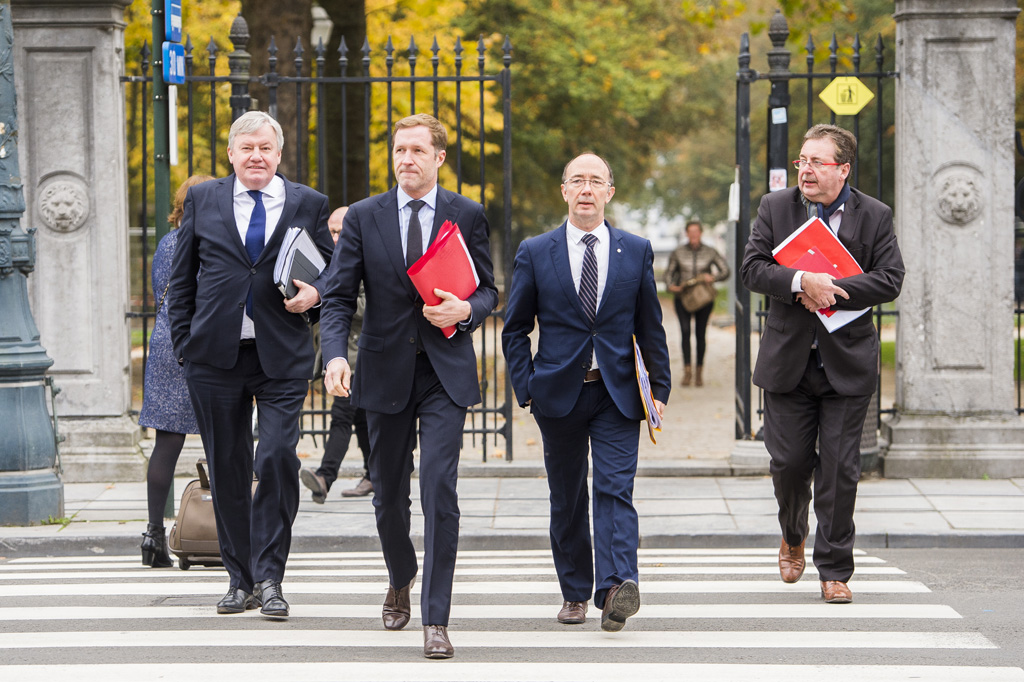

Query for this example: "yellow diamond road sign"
[819,76,875,116]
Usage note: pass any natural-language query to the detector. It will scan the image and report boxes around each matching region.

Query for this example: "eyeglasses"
[565,177,611,190]
[792,159,844,170]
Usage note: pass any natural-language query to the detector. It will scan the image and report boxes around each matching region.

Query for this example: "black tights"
[674,297,713,366]
[146,430,187,526]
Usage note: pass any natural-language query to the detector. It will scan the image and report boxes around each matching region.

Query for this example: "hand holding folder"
[407,220,480,338]
[274,226,327,298]
[633,335,662,444]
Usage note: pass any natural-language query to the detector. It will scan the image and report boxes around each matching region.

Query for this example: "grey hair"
[228,111,284,151]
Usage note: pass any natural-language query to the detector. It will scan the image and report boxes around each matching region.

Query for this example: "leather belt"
[240,338,256,347]
[583,368,602,383]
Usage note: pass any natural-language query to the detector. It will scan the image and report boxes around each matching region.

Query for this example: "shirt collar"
[233,174,285,199]
[397,184,438,211]
[567,219,609,245]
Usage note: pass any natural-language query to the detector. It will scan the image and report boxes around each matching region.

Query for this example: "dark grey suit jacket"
[740,186,904,397]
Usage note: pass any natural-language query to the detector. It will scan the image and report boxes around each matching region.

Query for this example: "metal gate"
[123,14,514,461]
[733,10,899,446]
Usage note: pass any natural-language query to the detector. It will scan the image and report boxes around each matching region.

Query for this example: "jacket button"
[251,268,257,275]
[238,302,244,308]
[409,337,416,344]
[592,331,598,337]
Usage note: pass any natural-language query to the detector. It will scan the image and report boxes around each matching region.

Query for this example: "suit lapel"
[548,223,590,322]
[372,188,417,298]
[837,189,863,256]
[260,173,298,264]
[597,223,623,317]
[216,175,250,263]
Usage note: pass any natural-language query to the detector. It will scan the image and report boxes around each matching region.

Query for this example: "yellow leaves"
[583,53,597,65]
[697,42,711,56]
[648,69,662,80]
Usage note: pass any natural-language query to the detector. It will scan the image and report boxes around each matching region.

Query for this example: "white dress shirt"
[397,185,438,263]
[567,220,610,370]
[234,174,286,338]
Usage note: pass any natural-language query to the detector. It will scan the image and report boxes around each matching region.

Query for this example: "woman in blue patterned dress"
[138,175,213,567]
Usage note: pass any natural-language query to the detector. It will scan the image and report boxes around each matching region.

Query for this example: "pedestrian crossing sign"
[819,76,875,116]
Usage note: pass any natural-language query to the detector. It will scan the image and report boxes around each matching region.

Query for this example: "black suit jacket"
[167,173,333,380]
[320,185,498,413]
[740,186,904,396]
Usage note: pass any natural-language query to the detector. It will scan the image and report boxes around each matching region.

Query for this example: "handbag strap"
[155,280,171,314]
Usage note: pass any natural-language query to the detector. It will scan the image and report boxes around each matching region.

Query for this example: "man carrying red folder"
[320,114,497,658]
[740,124,904,604]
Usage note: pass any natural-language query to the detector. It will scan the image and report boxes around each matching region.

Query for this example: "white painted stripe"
[0,566,905,580]
[0,603,963,621]
[3,663,1022,682]
[0,629,998,650]
[0,580,929,598]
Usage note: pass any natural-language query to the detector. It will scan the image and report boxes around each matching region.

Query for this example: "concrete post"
[11,0,144,482]
[882,0,1024,477]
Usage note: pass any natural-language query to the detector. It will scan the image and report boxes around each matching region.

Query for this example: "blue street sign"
[164,0,182,43]
[163,42,186,85]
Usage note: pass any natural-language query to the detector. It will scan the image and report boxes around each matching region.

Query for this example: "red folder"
[407,220,480,338]
[790,248,840,318]
[773,216,862,278]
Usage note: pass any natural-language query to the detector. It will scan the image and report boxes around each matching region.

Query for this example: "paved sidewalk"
[1,474,1022,558]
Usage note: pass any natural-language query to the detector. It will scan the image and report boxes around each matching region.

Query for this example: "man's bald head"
[328,206,349,244]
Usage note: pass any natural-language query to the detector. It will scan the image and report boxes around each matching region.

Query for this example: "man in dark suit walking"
[502,153,671,632]
[740,124,904,604]
[168,111,333,619]
[320,114,497,659]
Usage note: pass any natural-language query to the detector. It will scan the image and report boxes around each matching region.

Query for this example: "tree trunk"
[239,0,312,183]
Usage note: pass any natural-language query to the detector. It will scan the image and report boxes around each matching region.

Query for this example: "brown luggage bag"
[168,460,224,570]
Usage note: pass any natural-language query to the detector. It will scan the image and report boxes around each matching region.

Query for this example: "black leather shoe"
[254,579,289,619]
[141,523,173,568]
[217,587,256,614]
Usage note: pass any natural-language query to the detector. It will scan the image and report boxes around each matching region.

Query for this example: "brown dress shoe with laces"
[382,576,415,630]
[423,625,454,659]
[557,600,587,624]
[821,580,852,603]
[779,538,806,583]
[341,476,374,497]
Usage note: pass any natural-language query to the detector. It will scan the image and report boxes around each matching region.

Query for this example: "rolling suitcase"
[168,460,224,570]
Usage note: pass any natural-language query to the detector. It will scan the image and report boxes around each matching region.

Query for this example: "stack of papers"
[274,227,327,298]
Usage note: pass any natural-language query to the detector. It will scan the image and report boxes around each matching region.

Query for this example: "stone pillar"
[11,0,144,482]
[882,0,1024,477]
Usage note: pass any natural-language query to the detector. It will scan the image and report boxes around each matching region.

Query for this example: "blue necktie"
[579,233,599,368]
[245,190,265,318]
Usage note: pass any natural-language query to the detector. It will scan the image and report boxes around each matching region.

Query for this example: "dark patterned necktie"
[579,233,599,326]
[405,199,426,268]
[244,190,265,318]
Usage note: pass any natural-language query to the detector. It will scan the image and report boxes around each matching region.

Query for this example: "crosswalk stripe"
[0,566,906,580]
[4,663,1023,682]
[0,579,929,598]
[0,603,963,621]
[0,629,998,650]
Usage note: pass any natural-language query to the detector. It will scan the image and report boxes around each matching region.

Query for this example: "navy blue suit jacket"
[502,222,671,420]
[319,185,498,413]
[167,173,333,380]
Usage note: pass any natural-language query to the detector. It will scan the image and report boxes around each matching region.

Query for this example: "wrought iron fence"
[123,15,514,461]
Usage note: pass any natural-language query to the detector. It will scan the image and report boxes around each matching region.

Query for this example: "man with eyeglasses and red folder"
[740,124,904,604]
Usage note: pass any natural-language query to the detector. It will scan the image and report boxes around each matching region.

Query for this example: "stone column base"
[881,413,1024,478]
[729,439,771,475]
[0,469,64,525]
[58,416,145,482]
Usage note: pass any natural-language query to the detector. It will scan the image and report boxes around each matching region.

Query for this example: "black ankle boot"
[141,523,173,568]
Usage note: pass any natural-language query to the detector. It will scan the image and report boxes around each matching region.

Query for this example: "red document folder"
[407,220,480,338]
[771,216,867,333]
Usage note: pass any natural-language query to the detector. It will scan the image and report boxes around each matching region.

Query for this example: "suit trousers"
[184,345,307,592]
[532,379,641,609]
[317,394,370,488]
[763,354,871,582]
[365,352,465,626]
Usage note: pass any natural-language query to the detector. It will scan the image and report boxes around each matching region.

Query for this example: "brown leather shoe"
[600,580,640,632]
[423,625,454,659]
[341,476,374,497]
[299,468,328,504]
[779,538,806,583]
[382,576,414,630]
[557,600,587,624]
[821,580,852,603]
